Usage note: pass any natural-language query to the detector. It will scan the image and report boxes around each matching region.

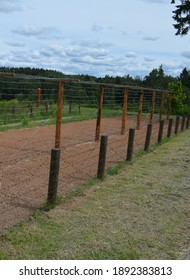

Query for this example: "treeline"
[0,65,190,113]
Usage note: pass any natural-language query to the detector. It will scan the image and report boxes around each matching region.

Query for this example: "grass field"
[0,129,190,260]
[0,102,125,131]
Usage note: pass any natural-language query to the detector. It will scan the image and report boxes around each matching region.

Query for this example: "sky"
[0,0,190,78]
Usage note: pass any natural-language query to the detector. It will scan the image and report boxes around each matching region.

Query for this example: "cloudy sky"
[0,0,190,78]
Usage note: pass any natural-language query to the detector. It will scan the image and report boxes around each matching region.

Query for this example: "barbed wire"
[0,75,179,233]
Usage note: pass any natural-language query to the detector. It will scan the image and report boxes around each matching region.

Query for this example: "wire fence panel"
[0,74,182,233]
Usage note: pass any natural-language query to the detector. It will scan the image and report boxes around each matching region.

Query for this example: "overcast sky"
[0,0,190,78]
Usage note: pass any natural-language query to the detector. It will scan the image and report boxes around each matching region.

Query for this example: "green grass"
[0,104,123,131]
[0,129,190,260]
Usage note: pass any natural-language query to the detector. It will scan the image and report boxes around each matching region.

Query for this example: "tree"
[172,0,190,35]
[168,81,188,114]
[179,68,190,107]
[143,65,166,89]
[180,67,190,87]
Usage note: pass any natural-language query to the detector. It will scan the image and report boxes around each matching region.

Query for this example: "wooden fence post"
[137,90,144,130]
[45,103,49,115]
[167,93,172,121]
[95,85,104,141]
[186,115,190,129]
[144,123,152,151]
[121,87,128,135]
[181,116,185,131]
[126,128,135,161]
[158,120,164,143]
[97,135,108,179]
[47,148,61,205]
[55,81,64,148]
[28,103,33,118]
[149,91,156,124]
[159,92,165,121]
[167,118,173,138]
[175,116,180,135]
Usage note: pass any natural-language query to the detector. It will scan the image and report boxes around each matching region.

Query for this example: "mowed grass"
[0,130,190,260]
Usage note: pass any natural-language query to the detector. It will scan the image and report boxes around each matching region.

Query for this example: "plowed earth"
[0,116,169,233]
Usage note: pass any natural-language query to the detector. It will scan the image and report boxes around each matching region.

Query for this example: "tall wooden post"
[136,90,144,130]
[159,92,165,121]
[149,91,156,124]
[95,85,104,141]
[167,93,172,120]
[121,87,128,135]
[55,81,64,148]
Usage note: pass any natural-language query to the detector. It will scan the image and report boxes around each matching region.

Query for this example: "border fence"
[0,73,189,233]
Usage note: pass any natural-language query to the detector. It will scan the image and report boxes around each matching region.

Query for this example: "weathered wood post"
[126,128,135,161]
[149,91,156,124]
[175,116,180,135]
[181,115,185,131]
[95,85,104,141]
[167,93,172,121]
[186,115,190,129]
[159,92,165,121]
[121,87,128,135]
[144,123,152,151]
[47,80,64,206]
[167,118,173,138]
[137,90,144,130]
[97,135,108,179]
[28,103,33,118]
[47,148,61,205]
[55,81,64,148]
[158,120,164,143]
[45,102,49,115]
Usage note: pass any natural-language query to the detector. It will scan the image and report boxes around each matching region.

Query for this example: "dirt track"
[0,116,165,233]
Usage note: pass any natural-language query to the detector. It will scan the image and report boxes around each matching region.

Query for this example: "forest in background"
[0,65,190,115]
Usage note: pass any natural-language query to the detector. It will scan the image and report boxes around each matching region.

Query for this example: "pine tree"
[172,0,190,35]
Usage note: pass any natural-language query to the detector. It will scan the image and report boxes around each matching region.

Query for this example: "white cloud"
[143,36,160,41]
[144,57,155,62]
[0,0,22,13]
[11,25,62,40]
[126,51,138,58]
[6,41,25,47]
[92,24,103,32]
[0,0,188,77]
[181,51,190,60]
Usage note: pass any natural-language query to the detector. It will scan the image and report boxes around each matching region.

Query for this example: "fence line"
[0,73,189,233]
